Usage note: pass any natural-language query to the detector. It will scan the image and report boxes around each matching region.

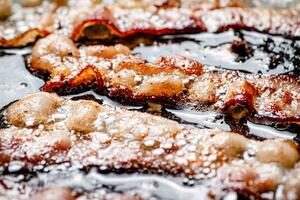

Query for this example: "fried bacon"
[2,0,298,47]
[0,4,49,47]
[0,1,53,47]
[28,34,300,125]
[0,0,99,47]
[71,0,245,41]
[197,7,300,38]
[0,0,246,47]
[0,0,86,47]
[1,92,300,198]
[71,1,300,41]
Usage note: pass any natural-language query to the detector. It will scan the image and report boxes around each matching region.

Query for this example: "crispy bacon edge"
[70,6,202,41]
[0,29,49,48]
[71,4,300,41]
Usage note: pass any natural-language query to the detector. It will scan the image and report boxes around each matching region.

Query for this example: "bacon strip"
[0,0,243,47]
[2,0,298,47]
[0,0,245,47]
[197,7,300,38]
[71,5,199,41]
[1,92,300,198]
[0,2,55,47]
[71,1,300,41]
[0,0,99,47]
[28,34,300,125]
[70,0,244,41]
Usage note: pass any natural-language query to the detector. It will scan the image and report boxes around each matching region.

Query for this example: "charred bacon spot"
[230,39,253,62]
[83,25,113,40]
[225,104,250,120]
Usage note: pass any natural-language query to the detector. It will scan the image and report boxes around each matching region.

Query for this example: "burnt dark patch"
[230,39,253,62]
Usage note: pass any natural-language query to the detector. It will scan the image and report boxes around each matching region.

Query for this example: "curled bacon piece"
[71,0,245,41]
[71,5,199,41]
[71,0,300,41]
[28,34,300,125]
[1,0,299,47]
[1,92,300,198]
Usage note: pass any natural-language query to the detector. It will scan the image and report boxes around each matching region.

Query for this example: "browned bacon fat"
[1,0,299,47]
[28,34,300,125]
[1,92,300,198]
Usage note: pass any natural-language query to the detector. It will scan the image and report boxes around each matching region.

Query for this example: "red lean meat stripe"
[28,34,300,125]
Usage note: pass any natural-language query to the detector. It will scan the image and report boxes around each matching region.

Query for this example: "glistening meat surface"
[1,92,300,199]
[0,0,243,47]
[2,0,298,47]
[28,34,300,126]
[72,1,300,41]
[0,0,107,47]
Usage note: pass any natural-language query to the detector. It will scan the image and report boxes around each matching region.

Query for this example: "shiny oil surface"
[0,1,300,198]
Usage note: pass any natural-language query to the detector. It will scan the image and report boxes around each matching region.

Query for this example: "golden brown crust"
[70,0,246,41]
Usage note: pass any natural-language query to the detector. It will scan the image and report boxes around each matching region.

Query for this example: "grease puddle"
[0,54,44,108]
